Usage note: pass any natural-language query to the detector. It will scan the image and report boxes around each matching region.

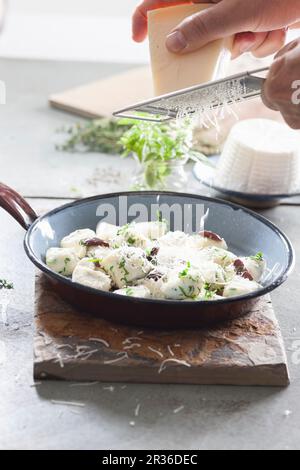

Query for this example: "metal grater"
[113,67,269,122]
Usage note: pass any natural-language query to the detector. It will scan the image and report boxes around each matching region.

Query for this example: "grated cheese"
[134,403,141,417]
[173,405,185,414]
[38,331,53,346]
[69,381,99,387]
[55,353,64,368]
[123,337,142,345]
[158,358,191,374]
[51,400,85,408]
[148,346,164,358]
[89,338,110,348]
[123,343,141,350]
[103,385,115,392]
[56,344,74,350]
[104,352,128,365]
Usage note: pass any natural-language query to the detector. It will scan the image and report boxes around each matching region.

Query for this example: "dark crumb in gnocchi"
[199,231,223,242]
[147,246,160,262]
[234,259,253,281]
[146,270,163,282]
[82,237,110,248]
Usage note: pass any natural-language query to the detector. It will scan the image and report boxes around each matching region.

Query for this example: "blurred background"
[0,0,148,63]
[0,0,299,65]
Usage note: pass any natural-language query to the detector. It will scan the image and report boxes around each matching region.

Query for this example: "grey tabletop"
[0,58,300,451]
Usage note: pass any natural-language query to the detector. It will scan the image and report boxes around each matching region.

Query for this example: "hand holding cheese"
[133,0,300,58]
[148,4,231,95]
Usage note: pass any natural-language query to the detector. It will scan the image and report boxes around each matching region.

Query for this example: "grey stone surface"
[0,58,300,450]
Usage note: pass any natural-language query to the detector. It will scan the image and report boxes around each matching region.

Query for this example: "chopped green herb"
[117,224,130,236]
[156,210,163,222]
[251,252,264,262]
[119,258,129,276]
[178,285,196,299]
[145,248,151,257]
[127,236,136,246]
[203,282,217,300]
[0,279,14,290]
[179,261,191,279]
[125,288,134,297]
[88,258,103,264]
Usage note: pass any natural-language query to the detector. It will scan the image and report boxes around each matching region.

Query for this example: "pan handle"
[0,182,38,230]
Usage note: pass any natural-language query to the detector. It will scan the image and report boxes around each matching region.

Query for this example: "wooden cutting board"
[49,66,153,119]
[34,274,289,386]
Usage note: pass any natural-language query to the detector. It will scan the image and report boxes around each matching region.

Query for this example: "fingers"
[281,112,300,130]
[132,1,192,42]
[261,55,285,111]
[165,0,258,53]
[231,29,286,60]
[274,37,300,58]
[252,29,287,58]
[231,32,268,59]
[262,41,300,129]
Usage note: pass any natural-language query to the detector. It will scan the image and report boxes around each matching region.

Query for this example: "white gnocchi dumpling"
[198,261,227,286]
[72,265,111,291]
[101,246,152,288]
[198,231,228,250]
[223,277,261,298]
[114,285,151,298]
[111,224,149,249]
[46,247,78,276]
[61,228,95,258]
[86,245,112,259]
[241,256,267,282]
[200,247,237,267]
[159,230,190,247]
[96,222,119,241]
[134,221,168,240]
[136,269,168,299]
[162,265,203,300]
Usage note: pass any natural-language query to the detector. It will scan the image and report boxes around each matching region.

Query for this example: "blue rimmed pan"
[0,183,295,328]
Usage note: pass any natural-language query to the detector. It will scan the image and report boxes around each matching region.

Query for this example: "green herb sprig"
[57,119,132,154]
[58,117,215,189]
[251,252,264,262]
[0,279,14,290]
[120,119,213,188]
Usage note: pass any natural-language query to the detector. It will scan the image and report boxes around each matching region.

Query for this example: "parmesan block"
[148,4,231,96]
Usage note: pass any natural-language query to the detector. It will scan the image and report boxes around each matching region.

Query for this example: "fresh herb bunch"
[57,118,133,154]
[120,119,212,188]
[58,117,214,189]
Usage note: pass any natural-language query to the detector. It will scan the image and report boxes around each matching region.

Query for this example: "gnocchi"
[45,222,266,301]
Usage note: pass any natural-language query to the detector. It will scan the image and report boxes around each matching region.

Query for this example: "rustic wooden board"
[49,66,153,119]
[34,274,289,386]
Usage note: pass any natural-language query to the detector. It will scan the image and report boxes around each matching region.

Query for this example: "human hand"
[132,0,300,58]
[262,39,300,129]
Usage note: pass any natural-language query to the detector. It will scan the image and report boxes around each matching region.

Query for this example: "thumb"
[166,1,253,53]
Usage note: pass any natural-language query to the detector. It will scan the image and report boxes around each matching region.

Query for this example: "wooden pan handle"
[0,182,38,230]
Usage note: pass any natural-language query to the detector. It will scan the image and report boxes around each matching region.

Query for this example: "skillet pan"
[0,183,294,328]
